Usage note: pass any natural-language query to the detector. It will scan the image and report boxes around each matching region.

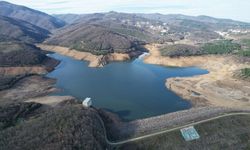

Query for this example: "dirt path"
[144,44,250,109]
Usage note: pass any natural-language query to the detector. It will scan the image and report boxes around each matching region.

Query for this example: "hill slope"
[45,23,148,55]
[0,102,107,150]
[0,1,65,31]
[0,40,49,67]
[56,12,250,44]
[0,16,50,43]
[138,14,250,30]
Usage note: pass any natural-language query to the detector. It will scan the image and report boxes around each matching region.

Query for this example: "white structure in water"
[82,97,92,107]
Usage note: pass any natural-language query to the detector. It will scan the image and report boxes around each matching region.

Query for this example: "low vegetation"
[238,50,250,57]
[237,39,250,57]
[160,44,202,57]
[201,40,241,54]
[159,40,244,57]
[113,115,250,150]
[241,68,250,78]
[240,39,250,47]
[71,43,111,55]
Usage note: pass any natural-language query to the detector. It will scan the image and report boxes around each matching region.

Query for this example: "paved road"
[97,112,250,146]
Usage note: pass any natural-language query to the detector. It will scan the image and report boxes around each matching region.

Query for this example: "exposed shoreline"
[144,44,250,109]
[36,43,250,114]
[33,43,250,114]
[37,44,131,67]
[1,43,250,143]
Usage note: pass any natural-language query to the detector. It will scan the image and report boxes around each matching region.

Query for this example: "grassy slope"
[115,115,250,150]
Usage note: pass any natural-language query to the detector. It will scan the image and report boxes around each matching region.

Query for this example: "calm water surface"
[47,53,208,120]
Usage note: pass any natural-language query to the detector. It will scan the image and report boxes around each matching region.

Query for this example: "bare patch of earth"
[144,44,250,109]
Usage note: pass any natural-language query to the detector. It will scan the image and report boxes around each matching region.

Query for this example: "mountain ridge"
[0,15,50,43]
[0,1,66,31]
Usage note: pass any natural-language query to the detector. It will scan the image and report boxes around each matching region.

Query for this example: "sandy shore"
[144,44,250,109]
[37,44,130,67]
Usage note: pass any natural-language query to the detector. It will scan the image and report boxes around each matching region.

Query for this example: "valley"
[0,1,250,149]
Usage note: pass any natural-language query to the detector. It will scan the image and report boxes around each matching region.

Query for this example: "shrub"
[160,44,201,57]
[238,50,250,57]
[240,39,250,47]
[241,68,250,78]
[201,40,241,54]
[159,40,242,57]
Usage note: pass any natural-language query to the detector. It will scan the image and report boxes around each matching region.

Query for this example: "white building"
[82,97,92,107]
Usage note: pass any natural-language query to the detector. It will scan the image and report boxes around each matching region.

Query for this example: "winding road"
[97,112,250,146]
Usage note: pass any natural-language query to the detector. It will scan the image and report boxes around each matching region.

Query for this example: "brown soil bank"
[0,67,47,76]
[144,44,250,109]
[37,44,131,67]
[0,76,58,105]
[0,58,59,90]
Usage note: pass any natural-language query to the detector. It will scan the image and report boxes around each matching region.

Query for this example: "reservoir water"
[47,53,208,120]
